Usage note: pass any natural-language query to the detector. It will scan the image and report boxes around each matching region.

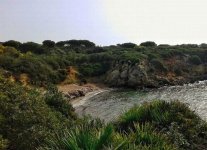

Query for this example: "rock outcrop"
[58,84,99,100]
[105,61,150,87]
[105,58,207,88]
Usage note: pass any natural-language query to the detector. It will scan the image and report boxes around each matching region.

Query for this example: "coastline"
[70,89,107,108]
[58,83,109,106]
[63,80,207,123]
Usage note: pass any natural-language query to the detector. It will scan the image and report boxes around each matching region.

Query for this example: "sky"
[1,0,207,46]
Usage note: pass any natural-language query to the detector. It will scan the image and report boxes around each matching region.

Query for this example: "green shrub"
[188,55,202,65]
[39,100,207,150]
[39,119,113,150]
[42,40,55,48]
[0,51,68,85]
[173,66,183,76]
[2,40,22,49]
[119,43,137,48]
[2,46,20,57]
[79,63,108,76]
[0,55,15,69]
[20,42,43,54]
[147,53,157,60]
[200,43,207,48]
[0,135,8,150]
[39,111,175,150]
[130,123,175,149]
[150,59,168,72]
[140,41,157,47]
[116,100,207,150]
[0,76,76,150]
[119,51,147,63]
[45,86,76,119]
[117,101,172,130]
[1,39,207,86]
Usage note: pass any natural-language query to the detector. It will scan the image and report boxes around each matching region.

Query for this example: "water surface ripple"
[73,81,207,122]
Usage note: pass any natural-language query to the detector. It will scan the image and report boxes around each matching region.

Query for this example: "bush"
[0,135,8,150]
[188,55,202,65]
[1,46,20,57]
[150,59,168,72]
[39,122,113,150]
[44,86,76,119]
[67,40,95,48]
[119,43,137,48]
[180,44,199,48]
[140,41,157,47]
[116,100,207,150]
[0,76,76,149]
[86,47,105,54]
[40,102,183,150]
[79,63,109,76]
[200,43,207,48]
[20,42,43,54]
[17,99,207,150]
[128,123,174,149]
[173,66,182,76]
[120,52,146,63]
[42,40,55,48]
[147,53,157,60]
[39,119,175,150]
[0,55,15,69]
[3,40,22,49]
[1,39,207,87]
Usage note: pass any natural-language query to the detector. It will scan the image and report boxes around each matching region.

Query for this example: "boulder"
[106,69,120,86]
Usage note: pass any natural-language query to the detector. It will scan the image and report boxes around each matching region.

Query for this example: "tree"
[56,41,66,47]
[56,40,95,48]
[79,40,95,48]
[200,43,207,48]
[67,40,95,48]
[118,43,137,48]
[180,44,198,48]
[19,42,42,53]
[188,55,202,65]
[140,41,157,47]
[42,40,55,48]
[3,40,22,49]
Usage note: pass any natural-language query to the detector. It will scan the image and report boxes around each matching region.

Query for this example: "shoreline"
[58,79,207,108]
[70,89,108,108]
[65,80,207,122]
[58,83,109,105]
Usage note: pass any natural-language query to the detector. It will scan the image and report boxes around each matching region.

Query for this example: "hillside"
[0,40,207,149]
[1,76,207,149]
[0,40,207,88]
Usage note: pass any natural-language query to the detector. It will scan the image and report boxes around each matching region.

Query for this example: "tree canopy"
[42,40,55,47]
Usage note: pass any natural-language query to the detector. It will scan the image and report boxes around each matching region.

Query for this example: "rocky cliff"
[105,55,207,88]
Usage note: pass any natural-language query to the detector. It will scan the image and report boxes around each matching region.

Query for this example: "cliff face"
[106,61,149,87]
[105,56,207,88]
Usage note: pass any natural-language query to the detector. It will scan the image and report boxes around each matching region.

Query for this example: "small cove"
[72,81,207,122]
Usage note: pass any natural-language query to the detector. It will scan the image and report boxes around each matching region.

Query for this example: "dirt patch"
[58,83,102,100]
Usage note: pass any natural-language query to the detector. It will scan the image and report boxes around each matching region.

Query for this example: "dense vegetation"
[0,40,207,86]
[40,101,207,150]
[0,71,207,149]
[0,40,207,149]
[0,75,76,149]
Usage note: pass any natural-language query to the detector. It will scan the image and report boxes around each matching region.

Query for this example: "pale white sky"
[1,0,207,45]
